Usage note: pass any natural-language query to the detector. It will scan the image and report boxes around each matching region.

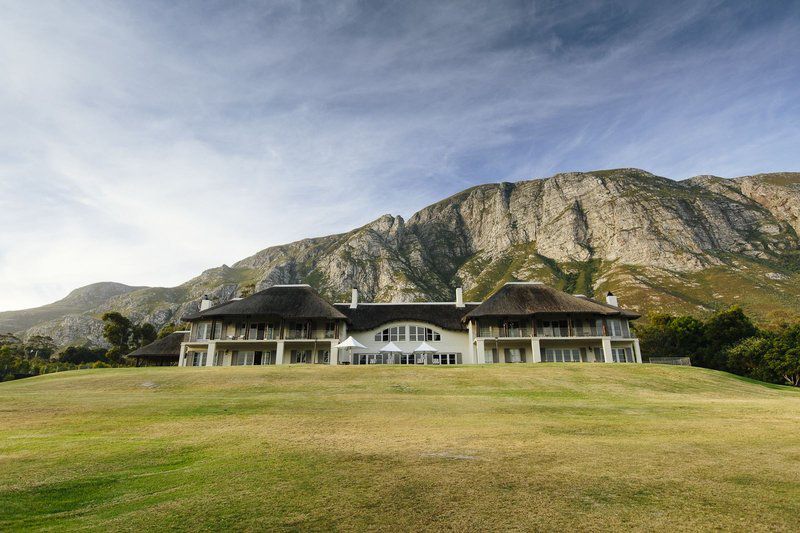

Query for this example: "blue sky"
[1,0,799,311]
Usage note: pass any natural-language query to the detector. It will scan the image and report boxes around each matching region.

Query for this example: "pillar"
[531,338,542,363]
[602,338,613,363]
[330,343,339,365]
[633,339,642,364]
[178,343,187,367]
[206,342,216,367]
[275,341,285,365]
[476,339,486,364]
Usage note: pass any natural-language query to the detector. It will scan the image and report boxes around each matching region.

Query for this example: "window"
[195,322,209,340]
[537,320,568,337]
[324,322,337,338]
[188,352,207,366]
[375,326,406,342]
[213,352,224,366]
[232,351,255,366]
[291,350,311,363]
[317,350,330,364]
[408,326,440,342]
[432,353,458,365]
[608,320,624,338]
[542,348,586,363]
[504,348,525,363]
[484,348,495,364]
[612,347,635,363]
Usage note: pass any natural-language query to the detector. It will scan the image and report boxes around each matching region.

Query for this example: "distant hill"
[4,168,799,346]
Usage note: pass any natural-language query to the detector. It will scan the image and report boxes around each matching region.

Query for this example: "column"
[178,343,187,367]
[206,342,216,366]
[476,339,486,364]
[531,338,542,363]
[602,338,613,363]
[633,339,642,364]
[275,341,285,365]
[330,341,339,365]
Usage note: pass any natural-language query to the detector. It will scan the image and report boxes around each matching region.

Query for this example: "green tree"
[134,323,157,348]
[102,312,134,362]
[57,345,108,365]
[700,306,758,370]
[763,323,800,387]
[24,335,57,360]
[157,322,190,339]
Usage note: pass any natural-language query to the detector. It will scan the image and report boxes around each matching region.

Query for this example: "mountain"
[6,168,800,347]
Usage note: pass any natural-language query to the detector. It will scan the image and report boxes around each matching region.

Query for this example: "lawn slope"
[1,365,799,531]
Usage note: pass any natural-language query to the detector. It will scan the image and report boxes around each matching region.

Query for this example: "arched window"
[375,326,406,342]
[408,325,441,342]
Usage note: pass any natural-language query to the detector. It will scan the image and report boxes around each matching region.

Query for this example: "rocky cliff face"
[7,169,800,346]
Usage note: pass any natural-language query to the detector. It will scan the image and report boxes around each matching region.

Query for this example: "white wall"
[349,321,472,362]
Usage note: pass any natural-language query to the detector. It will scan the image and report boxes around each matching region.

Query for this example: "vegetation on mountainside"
[637,306,800,387]
[0,313,156,381]
[1,365,798,531]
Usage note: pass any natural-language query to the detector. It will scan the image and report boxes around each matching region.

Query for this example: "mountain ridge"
[6,168,800,347]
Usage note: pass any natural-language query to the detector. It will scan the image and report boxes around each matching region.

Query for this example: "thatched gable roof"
[464,283,640,319]
[336,303,478,331]
[127,331,188,358]
[182,285,347,321]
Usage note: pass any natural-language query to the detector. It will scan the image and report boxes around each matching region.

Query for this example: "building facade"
[178,282,642,366]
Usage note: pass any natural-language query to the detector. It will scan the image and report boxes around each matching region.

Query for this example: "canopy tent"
[413,342,438,353]
[336,336,366,349]
[379,342,403,353]
[335,336,366,364]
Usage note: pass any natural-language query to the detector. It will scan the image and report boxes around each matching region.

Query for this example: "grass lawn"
[1,365,799,531]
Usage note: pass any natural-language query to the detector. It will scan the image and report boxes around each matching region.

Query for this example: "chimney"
[455,287,465,308]
[350,288,358,309]
[605,291,618,307]
[200,295,213,311]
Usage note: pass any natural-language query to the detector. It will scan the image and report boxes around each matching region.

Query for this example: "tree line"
[637,306,800,387]
[0,313,185,381]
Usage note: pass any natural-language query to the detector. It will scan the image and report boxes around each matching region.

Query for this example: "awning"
[379,342,403,353]
[413,342,438,353]
[336,336,367,349]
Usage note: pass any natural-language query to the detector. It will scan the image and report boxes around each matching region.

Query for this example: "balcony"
[285,329,337,340]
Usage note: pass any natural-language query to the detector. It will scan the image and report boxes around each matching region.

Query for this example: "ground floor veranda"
[476,337,642,364]
[180,336,642,366]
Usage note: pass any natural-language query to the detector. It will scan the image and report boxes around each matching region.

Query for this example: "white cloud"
[0,0,799,310]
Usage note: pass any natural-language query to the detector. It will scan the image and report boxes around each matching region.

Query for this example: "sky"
[1,0,799,311]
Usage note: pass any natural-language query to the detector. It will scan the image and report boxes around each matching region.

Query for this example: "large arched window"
[373,324,443,342]
[375,326,405,342]
[408,325,441,342]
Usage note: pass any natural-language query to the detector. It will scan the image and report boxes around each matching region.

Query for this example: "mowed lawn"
[1,365,799,531]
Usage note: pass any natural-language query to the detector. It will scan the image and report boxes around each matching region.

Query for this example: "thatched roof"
[464,283,640,319]
[182,285,347,321]
[127,332,188,358]
[336,303,478,331]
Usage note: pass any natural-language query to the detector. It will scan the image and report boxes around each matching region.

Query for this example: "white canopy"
[413,342,438,353]
[379,342,403,353]
[336,336,366,349]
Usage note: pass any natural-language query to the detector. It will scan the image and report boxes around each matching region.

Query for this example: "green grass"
[1,365,799,531]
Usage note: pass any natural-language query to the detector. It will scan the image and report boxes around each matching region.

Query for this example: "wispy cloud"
[1,0,799,310]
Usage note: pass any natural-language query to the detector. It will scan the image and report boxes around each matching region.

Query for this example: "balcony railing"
[477,324,634,339]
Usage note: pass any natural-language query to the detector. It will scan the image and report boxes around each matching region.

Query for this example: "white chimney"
[455,287,464,308]
[200,296,213,310]
[605,291,618,307]
[350,288,358,309]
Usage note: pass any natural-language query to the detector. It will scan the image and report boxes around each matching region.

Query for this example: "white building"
[176,282,642,366]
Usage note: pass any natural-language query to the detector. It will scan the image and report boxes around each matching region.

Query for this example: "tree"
[763,323,800,387]
[157,322,190,339]
[134,323,157,348]
[700,306,758,370]
[726,336,777,383]
[24,335,57,360]
[102,312,134,362]
[57,345,108,365]
[637,314,704,360]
